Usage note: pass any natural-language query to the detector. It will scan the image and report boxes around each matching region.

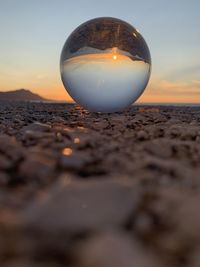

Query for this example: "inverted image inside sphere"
[60,17,151,113]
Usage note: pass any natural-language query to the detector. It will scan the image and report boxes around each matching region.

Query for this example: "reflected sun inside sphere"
[60,17,151,113]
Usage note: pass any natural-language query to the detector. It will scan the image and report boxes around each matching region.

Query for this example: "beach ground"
[0,102,200,267]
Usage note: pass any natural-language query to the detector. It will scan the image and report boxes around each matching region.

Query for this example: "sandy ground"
[0,101,200,267]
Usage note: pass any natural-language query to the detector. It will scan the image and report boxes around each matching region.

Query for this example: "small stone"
[59,151,90,170]
[175,194,200,242]
[179,126,199,141]
[147,188,200,255]
[0,135,23,163]
[19,154,55,184]
[24,179,139,234]
[51,116,66,123]
[22,122,51,133]
[111,115,127,123]
[55,132,63,142]
[144,139,173,159]
[24,130,54,140]
[137,130,148,141]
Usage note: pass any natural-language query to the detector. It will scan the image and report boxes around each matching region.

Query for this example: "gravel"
[0,101,199,267]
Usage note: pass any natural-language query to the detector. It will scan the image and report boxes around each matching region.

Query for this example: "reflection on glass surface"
[60,17,151,112]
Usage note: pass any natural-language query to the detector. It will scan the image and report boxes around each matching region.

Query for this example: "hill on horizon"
[0,89,46,101]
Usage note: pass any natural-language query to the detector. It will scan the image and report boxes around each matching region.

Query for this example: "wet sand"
[0,101,200,267]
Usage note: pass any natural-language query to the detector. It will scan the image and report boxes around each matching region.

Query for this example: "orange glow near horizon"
[1,81,199,104]
[1,80,199,104]
[0,51,199,104]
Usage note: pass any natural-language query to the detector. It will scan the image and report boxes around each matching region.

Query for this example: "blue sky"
[0,0,199,102]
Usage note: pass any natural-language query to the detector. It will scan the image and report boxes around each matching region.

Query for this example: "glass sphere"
[60,17,151,113]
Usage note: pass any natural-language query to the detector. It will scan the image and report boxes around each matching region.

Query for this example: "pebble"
[137,130,149,141]
[59,151,91,171]
[0,135,23,163]
[24,130,54,140]
[24,179,139,234]
[19,154,55,184]
[22,122,51,133]
[144,139,173,159]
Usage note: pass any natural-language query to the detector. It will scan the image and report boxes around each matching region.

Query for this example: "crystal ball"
[60,17,151,112]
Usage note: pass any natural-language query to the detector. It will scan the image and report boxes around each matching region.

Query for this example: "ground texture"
[0,102,200,267]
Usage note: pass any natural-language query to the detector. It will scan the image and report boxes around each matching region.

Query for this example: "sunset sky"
[0,0,199,103]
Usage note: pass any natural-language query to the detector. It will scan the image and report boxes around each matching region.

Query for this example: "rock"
[24,130,54,140]
[144,139,173,159]
[0,135,23,163]
[180,128,198,141]
[24,179,139,234]
[51,116,66,123]
[19,154,55,184]
[22,122,51,133]
[59,151,91,171]
[136,130,149,141]
[143,188,200,255]
[73,231,165,267]
[166,125,182,138]
[110,115,127,124]
[175,194,200,242]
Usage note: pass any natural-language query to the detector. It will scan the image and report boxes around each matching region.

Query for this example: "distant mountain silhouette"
[0,89,46,101]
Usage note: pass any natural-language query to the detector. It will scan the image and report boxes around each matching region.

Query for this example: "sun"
[113,55,117,60]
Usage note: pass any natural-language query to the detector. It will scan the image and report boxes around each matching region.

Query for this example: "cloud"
[192,80,200,86]
[159,80,200,94]
[165,64,200,81]
[36,74,48,80]
[139,77,200,103]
